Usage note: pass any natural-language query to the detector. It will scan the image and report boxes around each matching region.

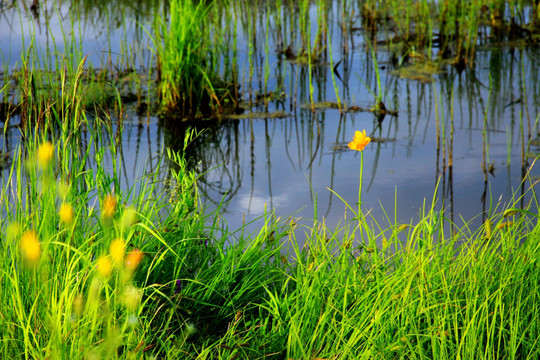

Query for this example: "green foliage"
[1,1,540,359]
[1,104,539,358]
[153,0,238,120]
[363,0,538,69]
[260,197,540,359]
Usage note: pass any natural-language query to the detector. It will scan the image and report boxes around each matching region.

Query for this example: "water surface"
[1,1,538,236]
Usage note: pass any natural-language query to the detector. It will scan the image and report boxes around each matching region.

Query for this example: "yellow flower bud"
[96,256,112,278]
[59,203,74,225]
[20,230,41,264]
[110,238,125,264]
[123,285,142,311]
[125,249,144,273]
[87,277,103,305]
[36,141,54,168]
[72,294,84,317]
[57,181,69,199]
[121,206,137,229]
[7,222,22,241]
[102,194,117,218]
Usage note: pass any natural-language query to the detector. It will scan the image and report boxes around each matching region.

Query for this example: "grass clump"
[260,196,540,359]
[153,0,239,121]
[0,116,289,358]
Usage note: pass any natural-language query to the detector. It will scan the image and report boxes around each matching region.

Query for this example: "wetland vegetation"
[0,0,539,358]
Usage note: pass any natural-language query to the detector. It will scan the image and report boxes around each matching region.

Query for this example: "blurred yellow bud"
[72,294,84,317]
[36,141,54,168]
[96,256,112,278]
[102,194,117,218]
[20,230,41,264]
[110,238,125,264]
[57,181,69,199]
[121,206,137,229]
[497,221,513,229]
[7,222,22,241]
[59,203,74,225]
[123,285,142,311]
[88,277,102,305]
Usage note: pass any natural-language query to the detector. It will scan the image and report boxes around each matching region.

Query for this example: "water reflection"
[1,0,538,237]
[186,44,539,233]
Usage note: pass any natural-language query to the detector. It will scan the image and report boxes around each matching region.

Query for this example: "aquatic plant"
[359,0,539,70]
[153,0,238,120]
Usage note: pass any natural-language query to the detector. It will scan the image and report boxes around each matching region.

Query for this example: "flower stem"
[357,151,366,246]
[358,151,363,215]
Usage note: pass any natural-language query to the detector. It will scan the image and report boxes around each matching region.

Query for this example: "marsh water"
[1,1,539,234]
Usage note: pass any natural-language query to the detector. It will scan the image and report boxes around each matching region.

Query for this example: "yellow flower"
[348,130,371,152]
[59,203,74,225]
[96,256,112,277]
[110,238,125,264]
[125,249,144,272]
[36,141,54,168]
[102,194,117,218]
[20,230,41,264]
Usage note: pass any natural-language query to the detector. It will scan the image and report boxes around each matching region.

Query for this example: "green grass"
[153,0,239,121]
[1,1,540,358]
[0,106,538,358]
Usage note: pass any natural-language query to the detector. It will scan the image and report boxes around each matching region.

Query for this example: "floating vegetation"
[226,110,291,120]
[391,61,445,83]
[302,101,398,116]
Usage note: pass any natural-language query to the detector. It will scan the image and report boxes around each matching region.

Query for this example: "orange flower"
[102,194,117,218]
[348,130,371,151]
[20,230,41,264]
[125,249,144,272]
